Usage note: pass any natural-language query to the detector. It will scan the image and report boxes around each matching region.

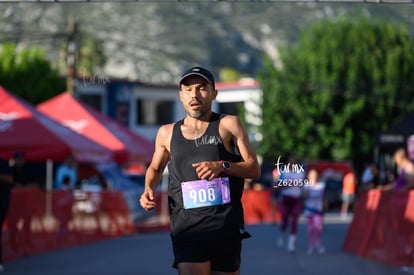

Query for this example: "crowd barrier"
[135,188,281,232]
[2,187,280,263]
[2,187,136,263]
[343,189,414,268]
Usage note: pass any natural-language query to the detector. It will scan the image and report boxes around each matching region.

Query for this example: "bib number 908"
[181,177,231,209]
[189,188,216,204]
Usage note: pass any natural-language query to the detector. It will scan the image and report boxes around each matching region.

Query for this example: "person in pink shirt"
[275,155,306,253]
[382,148,414,192]
[303,169,326,255]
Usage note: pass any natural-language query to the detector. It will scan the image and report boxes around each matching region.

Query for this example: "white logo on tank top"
[194,135,222,147]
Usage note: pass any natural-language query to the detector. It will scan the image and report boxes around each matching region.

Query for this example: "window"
[78,94,103,112]
[136,99,174,125]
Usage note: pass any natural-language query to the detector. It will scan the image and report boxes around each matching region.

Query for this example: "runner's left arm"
[192,115,260,181]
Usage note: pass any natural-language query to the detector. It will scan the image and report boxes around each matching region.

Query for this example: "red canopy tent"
[37,92,154,165]
[0,86,113,163]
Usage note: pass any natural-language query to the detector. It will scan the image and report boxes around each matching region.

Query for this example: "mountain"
[1,3,413,85]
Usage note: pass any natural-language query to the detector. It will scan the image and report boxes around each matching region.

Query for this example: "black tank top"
[168,112,244,242]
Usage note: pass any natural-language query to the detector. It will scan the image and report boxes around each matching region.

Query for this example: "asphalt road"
[3,213,407,275]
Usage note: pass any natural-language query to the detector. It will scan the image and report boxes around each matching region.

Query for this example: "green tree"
[0,43,65,104]
[257,16,414,167]
[219,67,242,82]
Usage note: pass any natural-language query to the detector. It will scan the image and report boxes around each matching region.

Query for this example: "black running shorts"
[172,237,242,272]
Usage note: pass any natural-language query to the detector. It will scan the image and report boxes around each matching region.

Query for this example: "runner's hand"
[140,189,156,211]
[192,161,222,180]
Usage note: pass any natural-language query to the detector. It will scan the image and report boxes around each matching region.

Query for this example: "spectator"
[341,170,357,217]
[276,155,306,253]
[382,148,414,192]
[10,151,29,187]
[0,158,13,272]
[359,163,379,191]
[2,151,37,270]
[303,169,325,255]
[56,176,74,236]
[271,167,281,225]
[55,155,78,189]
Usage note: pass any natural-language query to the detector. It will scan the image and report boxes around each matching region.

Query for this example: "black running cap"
[179,67,215,89]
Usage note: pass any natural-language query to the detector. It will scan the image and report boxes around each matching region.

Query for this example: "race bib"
[181,177,231,209]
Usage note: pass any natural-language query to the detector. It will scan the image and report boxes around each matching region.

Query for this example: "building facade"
[74,78,262,144]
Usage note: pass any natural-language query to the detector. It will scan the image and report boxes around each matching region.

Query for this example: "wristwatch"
[222,161,231,171]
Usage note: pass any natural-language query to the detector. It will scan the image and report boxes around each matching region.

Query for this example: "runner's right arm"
[139,124,172,211]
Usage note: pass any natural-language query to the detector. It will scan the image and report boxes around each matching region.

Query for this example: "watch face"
[223,161,230,169]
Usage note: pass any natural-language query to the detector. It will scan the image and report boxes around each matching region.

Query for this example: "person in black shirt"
[139,67,260,275]
[0,157,13,272]
[0,151,26,271]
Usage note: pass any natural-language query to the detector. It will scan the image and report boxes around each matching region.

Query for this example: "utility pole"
[66,15,78,95]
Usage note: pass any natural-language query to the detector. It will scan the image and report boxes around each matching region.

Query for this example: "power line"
[0,0,412,2]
